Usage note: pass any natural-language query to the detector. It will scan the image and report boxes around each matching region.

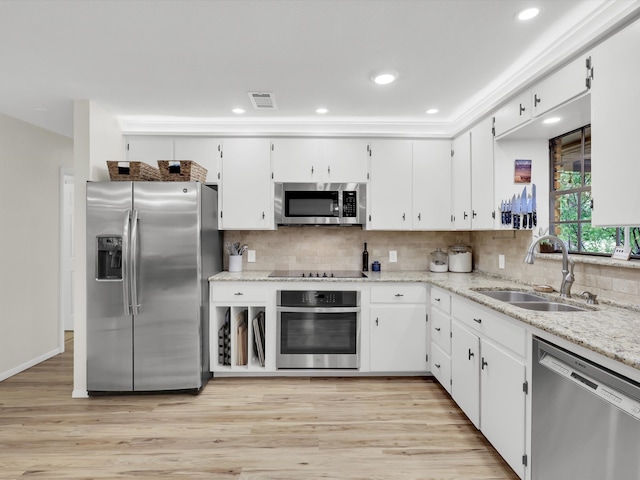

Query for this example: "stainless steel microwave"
[274,183,366,226]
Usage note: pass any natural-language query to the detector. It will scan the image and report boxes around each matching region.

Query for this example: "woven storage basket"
[107,161,161,181]
[157,160,208,182]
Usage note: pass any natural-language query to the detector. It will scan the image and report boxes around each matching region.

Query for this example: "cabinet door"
[494,91,532,137]
[451,320,480,428]
[532,55,589,118]
[480,340,526,479]
[470,118,495,230]
[430,307,451,355]
[368,140,413,230]
[271,138,322,182]
[126,137,173,164]
[370,305,428,372]
[323,139,369,182]
[412,140,452,230]
[174,138,221,184]
[220,138,273,230]
[591,19,640,226]
[451,133,471,230]
[430,342,451,394]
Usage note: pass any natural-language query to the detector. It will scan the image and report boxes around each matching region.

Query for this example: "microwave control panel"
[342,191,357,217]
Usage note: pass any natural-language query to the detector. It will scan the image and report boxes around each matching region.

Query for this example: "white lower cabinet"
[451,296,527,479]
[429,287,452,393]
[451,320,480,427]
[209,283,273,373]
[480,339,526,479]
[369,284,428,372]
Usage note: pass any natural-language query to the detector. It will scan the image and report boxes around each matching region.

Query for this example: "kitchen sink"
[508,301,586,312]
[479,290,546,302]
[477,289,588,312]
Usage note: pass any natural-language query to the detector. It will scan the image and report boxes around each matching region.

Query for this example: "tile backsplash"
[223,228,639,305]
[224,228,471,273]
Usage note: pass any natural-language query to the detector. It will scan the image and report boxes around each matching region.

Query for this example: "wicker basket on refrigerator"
[107,161,161,181]
[157,160,207,182]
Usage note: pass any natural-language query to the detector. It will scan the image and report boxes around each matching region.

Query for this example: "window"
[549,126,640,257]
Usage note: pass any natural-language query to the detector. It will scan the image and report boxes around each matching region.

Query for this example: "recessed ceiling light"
[543,117,561,124]
[316,108,329,114]
[232,108,245,114]
[373,72,397,85]
[517,7,539,21]
[426,108,439,114]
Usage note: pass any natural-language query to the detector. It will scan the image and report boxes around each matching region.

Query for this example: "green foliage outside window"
[549,126,639,257]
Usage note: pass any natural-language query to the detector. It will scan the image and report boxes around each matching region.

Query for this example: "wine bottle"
[362,242,369,271]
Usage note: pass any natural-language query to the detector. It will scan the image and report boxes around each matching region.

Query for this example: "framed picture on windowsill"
[514,159,532,184]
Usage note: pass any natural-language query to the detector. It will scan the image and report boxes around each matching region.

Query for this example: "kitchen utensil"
[531,183,537,227]
[513,194,520,229]
[510,194,516,227]
[520,186,527,229]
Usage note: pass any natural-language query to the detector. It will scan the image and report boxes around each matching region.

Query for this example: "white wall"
[72,100,124,397]
[0,113,73,380]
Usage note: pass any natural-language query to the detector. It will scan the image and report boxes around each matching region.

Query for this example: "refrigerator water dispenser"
[96,236,122,280]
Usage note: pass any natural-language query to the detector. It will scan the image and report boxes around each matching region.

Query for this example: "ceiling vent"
[248,92,277,110]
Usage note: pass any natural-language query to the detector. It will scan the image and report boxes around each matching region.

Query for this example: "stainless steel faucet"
[524,235,575,298]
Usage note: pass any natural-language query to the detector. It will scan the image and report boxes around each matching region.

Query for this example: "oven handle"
[277,307,360,314]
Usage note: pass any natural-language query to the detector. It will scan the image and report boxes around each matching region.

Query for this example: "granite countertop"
[210,270,640,373]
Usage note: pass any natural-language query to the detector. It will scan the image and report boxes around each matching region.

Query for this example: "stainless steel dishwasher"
[532,338,640,480]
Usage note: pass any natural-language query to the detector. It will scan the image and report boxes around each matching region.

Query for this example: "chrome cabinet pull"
[234,292,244,296]
[468,348,474,360]
[482,357,488,370]
[435,363,441,369]
[375,317,379,326]
[473,318,482,324]
[435,327,441,332]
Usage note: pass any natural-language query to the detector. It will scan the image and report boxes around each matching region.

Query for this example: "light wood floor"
[0,334,518,479]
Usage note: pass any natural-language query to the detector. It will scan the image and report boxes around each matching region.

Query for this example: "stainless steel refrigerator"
[86,181,222,393]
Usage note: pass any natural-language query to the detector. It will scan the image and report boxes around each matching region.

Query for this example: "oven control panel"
[278,290,359,308]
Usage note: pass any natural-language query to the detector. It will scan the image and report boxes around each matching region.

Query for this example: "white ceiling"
[0,0,638,138]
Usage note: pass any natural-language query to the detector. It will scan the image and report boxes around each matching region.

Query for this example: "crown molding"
[121,1,640,139]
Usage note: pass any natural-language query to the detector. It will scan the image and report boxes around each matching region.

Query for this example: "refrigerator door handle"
[122,210,132,315]
[130,209,140,315]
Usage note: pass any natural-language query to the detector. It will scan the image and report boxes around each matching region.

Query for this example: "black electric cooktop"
[268,270,367,279]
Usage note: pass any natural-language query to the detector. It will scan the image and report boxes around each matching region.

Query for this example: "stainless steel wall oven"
[276,290,360,369]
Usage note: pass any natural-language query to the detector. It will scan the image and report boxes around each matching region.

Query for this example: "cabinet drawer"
[430,342,451,394]
[451,298,525,357]
[211,283,267,302]
[370,284,427,303]
[431,308,451,354]
[430,288,451,314]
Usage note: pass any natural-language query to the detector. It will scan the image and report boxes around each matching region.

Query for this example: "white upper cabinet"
[470,117,495,230]
[271,138,322,182]
[174,138,222,183]
[127,137,173,164]
[220,138,274,230]
[271,139,368,183]
[451,132,472,230]
[591,18,640,227]
[368,140,413,230]
[126,137,221,183]
[412,140,452,230]
[322,139,369,182]
[532,55,591,118]
[494,91,532,138]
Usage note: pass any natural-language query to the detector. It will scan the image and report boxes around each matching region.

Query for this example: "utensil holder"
[228,255,243,272]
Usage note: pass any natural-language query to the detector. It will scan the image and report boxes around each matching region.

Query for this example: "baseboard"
[0,347,62,382]
[72,389,89,398]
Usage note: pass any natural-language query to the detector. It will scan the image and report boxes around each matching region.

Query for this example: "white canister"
[430,248,449,273]
[448,245,472,273]
[228,255,243,272]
